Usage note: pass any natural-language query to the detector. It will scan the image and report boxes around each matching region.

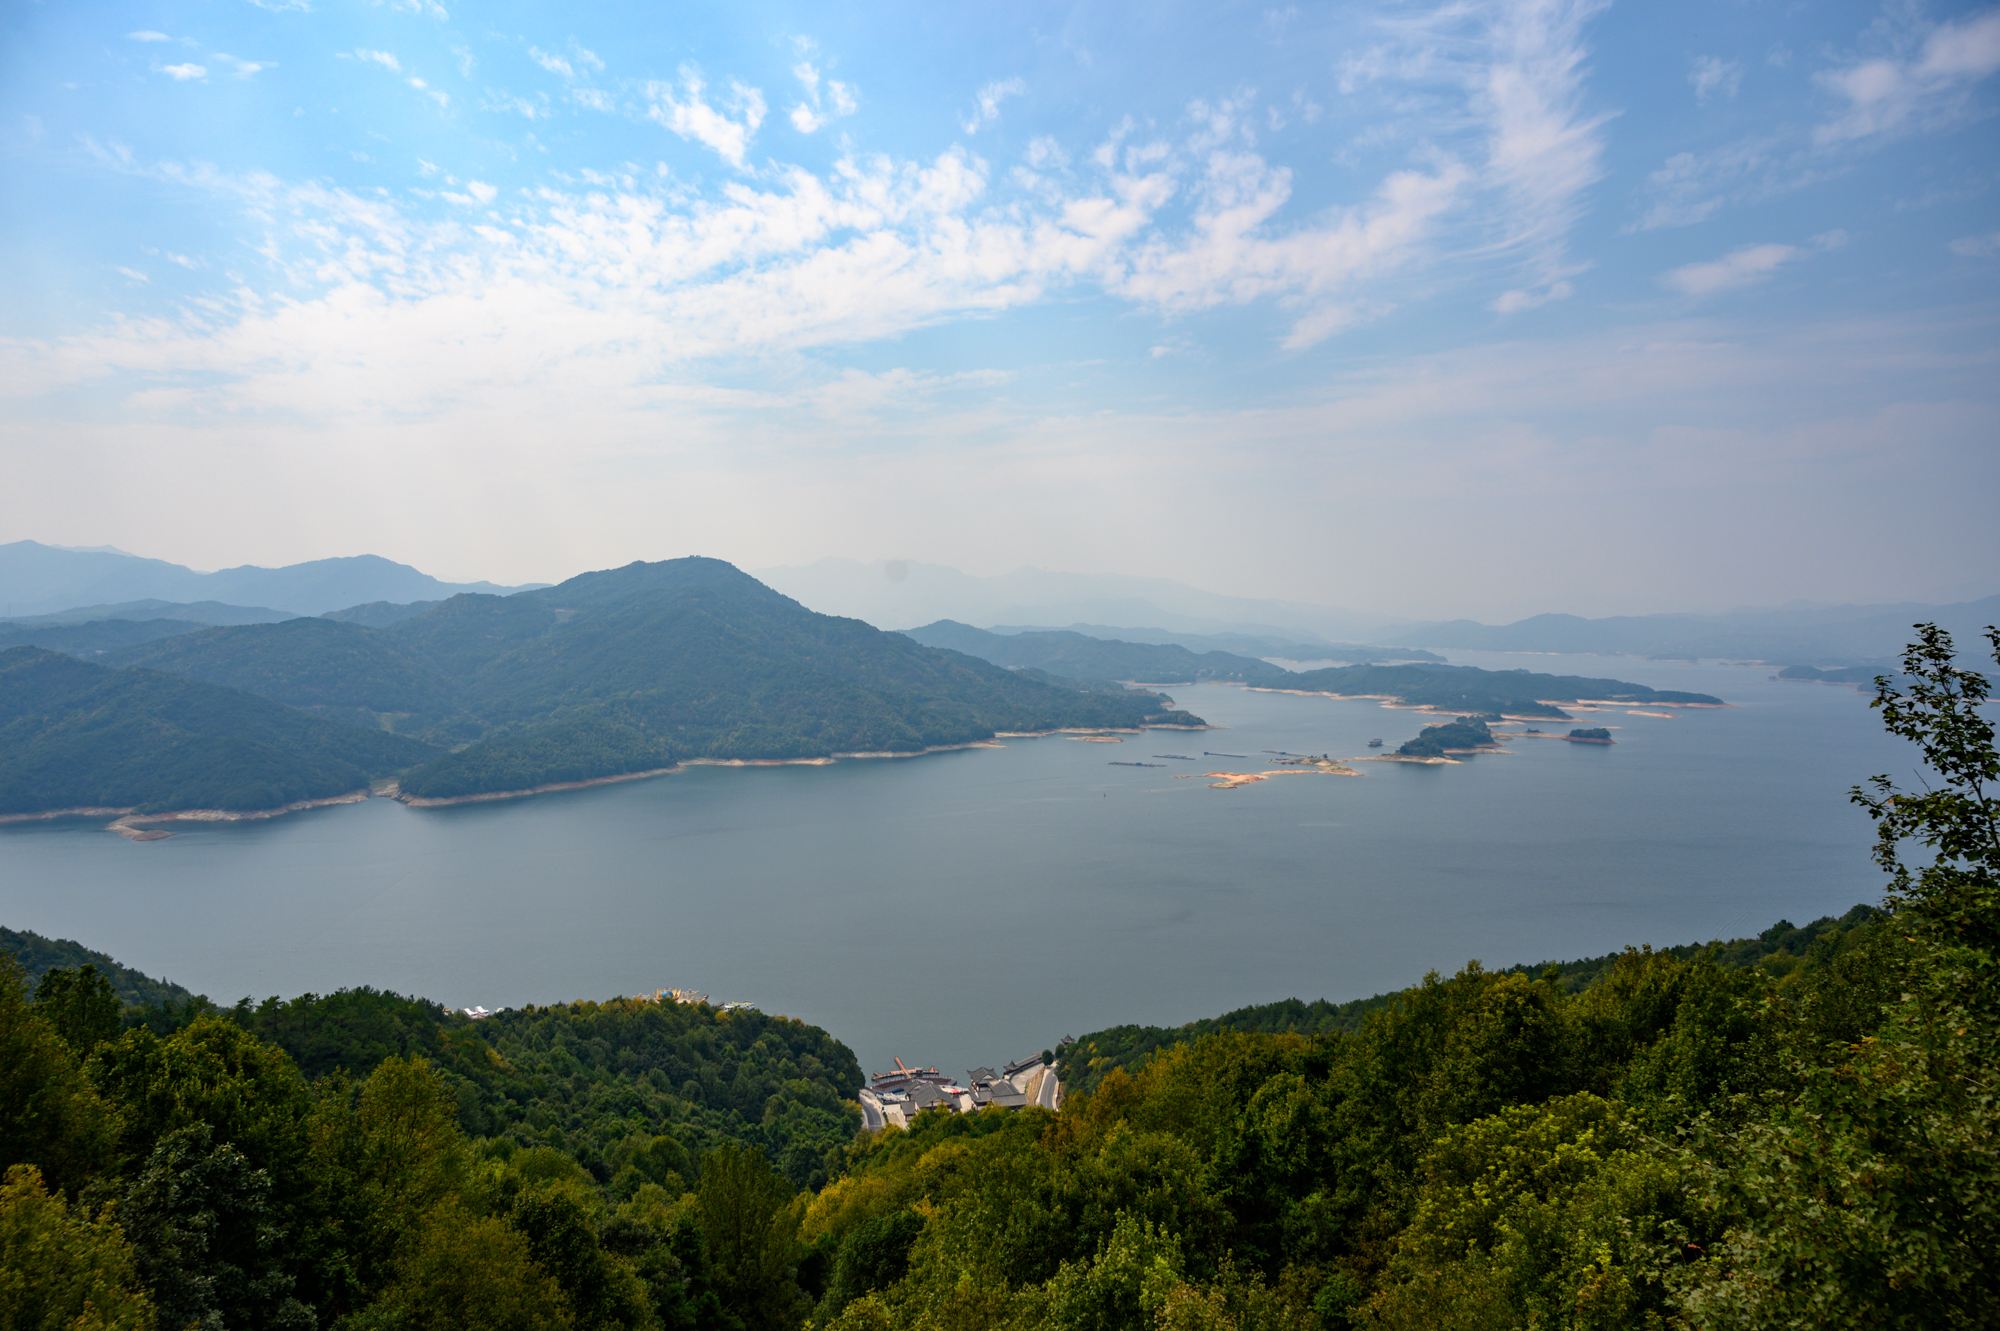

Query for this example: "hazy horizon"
[5,2,1998,618]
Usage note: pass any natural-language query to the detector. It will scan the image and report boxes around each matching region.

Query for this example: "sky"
[1,0,1997,619]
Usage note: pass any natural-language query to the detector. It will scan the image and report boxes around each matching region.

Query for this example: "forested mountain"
[901,620,1291,684]
[391,561,1200,798]
[0,927,196,1008]
[107,617,465,735]
[322,599,444,628]
[4,560,1203,811]
[0,540,527,617]
[1283,661,1723,719]
[0,648,436,816]
[1,599,293,627]
[0,617,212,659]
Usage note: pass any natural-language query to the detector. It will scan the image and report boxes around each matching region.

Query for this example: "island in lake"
[1394,716,1500,758]
[1566,727,1615,744]
[1274,662,1722,719]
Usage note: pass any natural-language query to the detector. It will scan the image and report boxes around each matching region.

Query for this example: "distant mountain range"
[758,558,1395,640]
[989,624,1444,664]
[0,540,530,618]
[0,559,1202,819]
[1393,596,2000,666]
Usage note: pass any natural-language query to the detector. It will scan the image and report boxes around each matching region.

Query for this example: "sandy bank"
[1,792,373,840]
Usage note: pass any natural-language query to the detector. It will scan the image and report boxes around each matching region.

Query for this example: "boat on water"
[1367,738,1383,748]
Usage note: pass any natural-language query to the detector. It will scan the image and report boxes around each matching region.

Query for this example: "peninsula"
[0,559,1205,822]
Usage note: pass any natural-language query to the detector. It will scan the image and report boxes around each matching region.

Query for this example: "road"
[857,1087,885,1131]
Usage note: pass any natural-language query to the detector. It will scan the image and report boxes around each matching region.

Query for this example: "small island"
[1565,727,1614,744]
[1395,716,1499,758]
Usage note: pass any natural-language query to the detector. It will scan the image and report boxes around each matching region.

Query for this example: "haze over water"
[1,651,1909,1076]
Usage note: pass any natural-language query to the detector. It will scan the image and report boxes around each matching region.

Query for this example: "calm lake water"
[0,651,1915,1077]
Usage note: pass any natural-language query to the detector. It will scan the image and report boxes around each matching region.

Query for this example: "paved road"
[1036,1065,1062,1111]
[857,1087,885,1131]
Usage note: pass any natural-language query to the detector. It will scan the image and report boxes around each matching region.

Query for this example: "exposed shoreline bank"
[0,791,374,841]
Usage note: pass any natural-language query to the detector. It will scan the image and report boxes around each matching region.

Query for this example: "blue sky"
[2,0,1997,617]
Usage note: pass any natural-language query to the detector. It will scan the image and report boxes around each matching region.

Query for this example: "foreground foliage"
[1,625,1992,1328]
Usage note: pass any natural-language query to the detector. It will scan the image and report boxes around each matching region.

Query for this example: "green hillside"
[109,616,463,734]
[1285,661,1724,719]
[382,561,1202,797]
[0,647,437,816]
[0,927,197,1008]
[902,619,1292,684]
[4,560,1204,810]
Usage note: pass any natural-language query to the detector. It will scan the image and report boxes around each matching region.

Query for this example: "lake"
[0,651,1914,1077]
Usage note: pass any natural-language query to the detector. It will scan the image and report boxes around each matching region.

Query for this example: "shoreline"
[0,791,374,841]
[1243,684,1724,719]
[383,722,1206,811]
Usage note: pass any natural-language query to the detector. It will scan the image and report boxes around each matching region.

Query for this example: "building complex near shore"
[861,1055,1055,1128]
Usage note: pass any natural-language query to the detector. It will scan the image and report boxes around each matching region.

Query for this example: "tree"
[1851,624,2000,976]
[0,960,116,1193]
[119,1124,313,1330]
[0,1164,155,1331]
[1676,623,2000,1327]
[344,1205,574,1331]
[694,1143,805,1331]
[34,967,123,1057]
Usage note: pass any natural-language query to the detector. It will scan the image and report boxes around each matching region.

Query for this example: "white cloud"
[377,0,447,17]
[1816,10,2000,143]
[214,54,271,79]
[465,179,497,204]
[158,63,207,82]
[789,60,858,133]
[1662,237,1835,298]
[1341,0,1610,314]
[1951,230,2000,257]
[406,76,448,109]
[113,265,150,283]
[646,67,766,167]
[962,77,1024,134]
[127,31,172,43]
[528,47,574,80]
[1689,54,1742,104]
[1117,142,1467,347]
[354,49,402,74]
[248,0,312,11]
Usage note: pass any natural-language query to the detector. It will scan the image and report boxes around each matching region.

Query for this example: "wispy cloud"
[354,49,402,74]
[1816,9,2000,143]
[127,31,172,43]
[158,63,207,82]
[213,54,271,79]
[1662,231,1846,298]
[1952,230,2000,257]
[646,66,766,166]
[962,77,1024,134]
[1341,0,1612,315]
[528,47,574,79]
[1689,54,1742,104]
